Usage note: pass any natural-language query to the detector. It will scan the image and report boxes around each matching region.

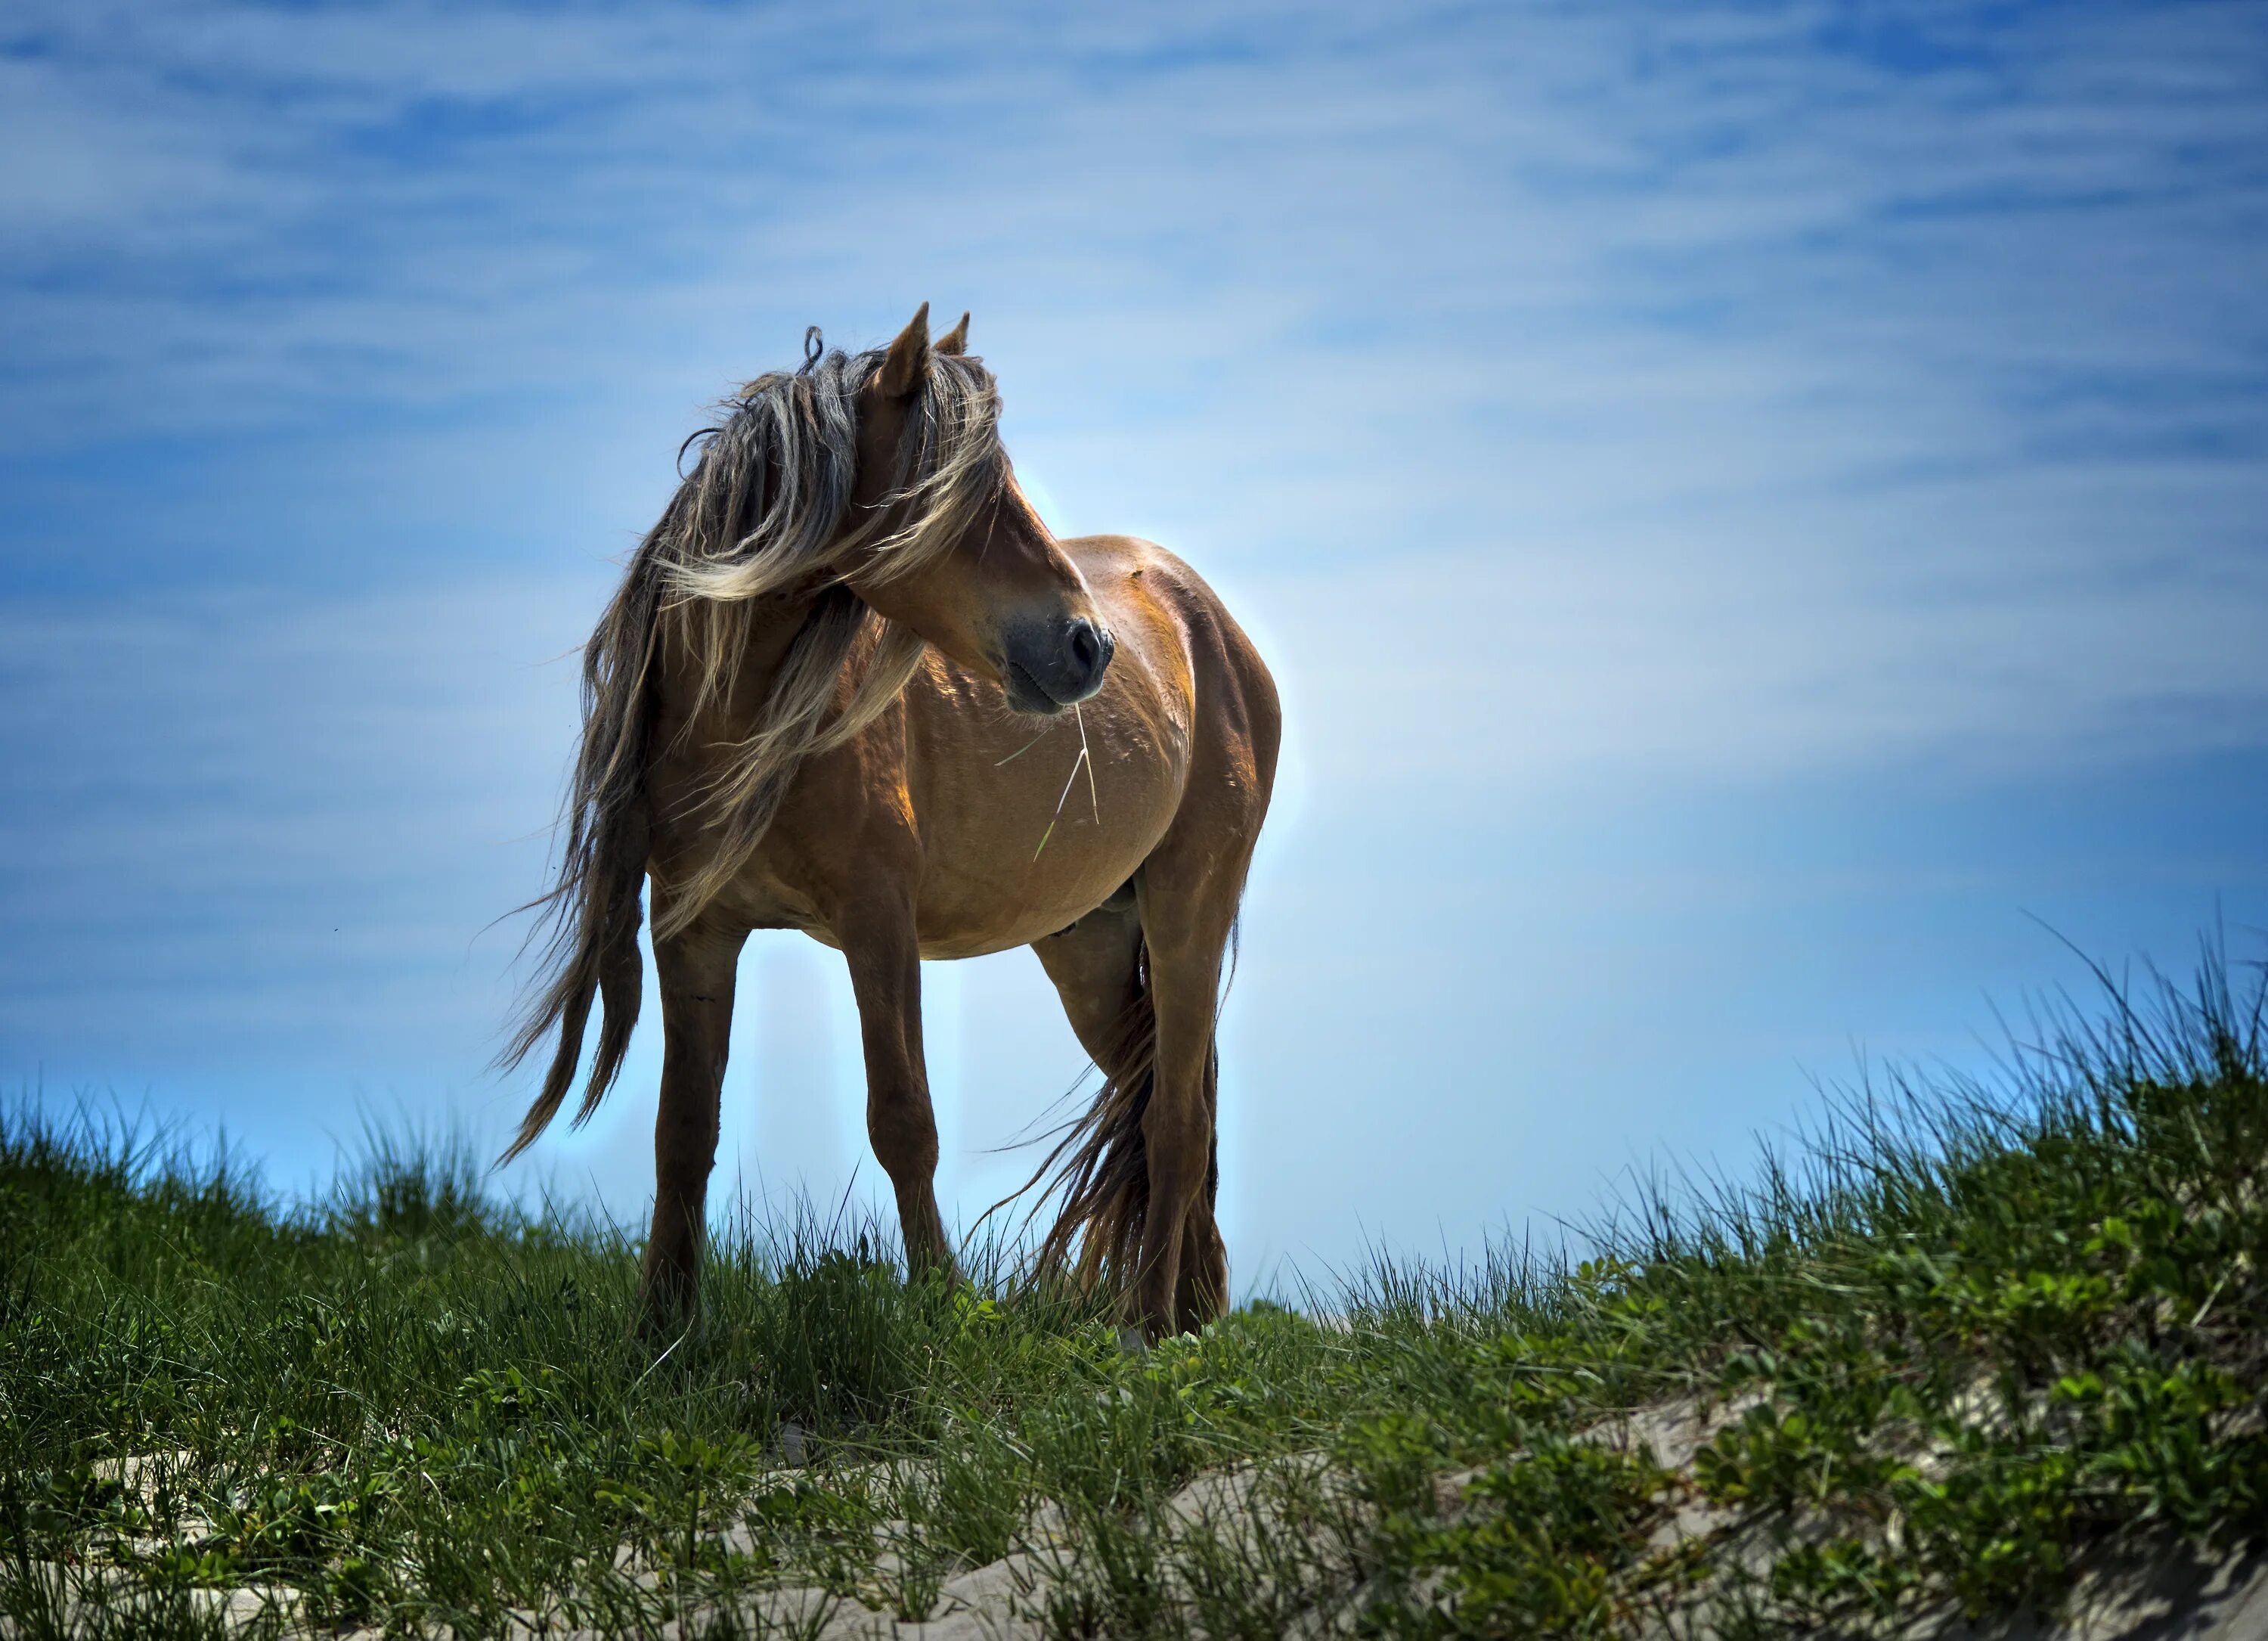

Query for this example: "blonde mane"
[501,330,1006,1155]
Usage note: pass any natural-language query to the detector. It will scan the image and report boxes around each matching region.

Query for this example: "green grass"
[5,940,2266,1637]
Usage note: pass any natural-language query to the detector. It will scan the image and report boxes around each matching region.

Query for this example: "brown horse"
[503,305,1279,1343]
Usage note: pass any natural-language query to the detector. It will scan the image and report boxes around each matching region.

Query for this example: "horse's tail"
[496,563,662,1165]
[1026,938,1223,1310]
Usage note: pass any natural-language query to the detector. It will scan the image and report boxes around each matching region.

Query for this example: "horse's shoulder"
[1062,534,1217,604]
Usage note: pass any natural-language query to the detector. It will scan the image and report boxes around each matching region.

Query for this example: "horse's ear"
[878,302,931,397]
[934,311,970,356]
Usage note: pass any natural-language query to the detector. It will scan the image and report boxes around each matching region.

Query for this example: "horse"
[503,304,1280,1344]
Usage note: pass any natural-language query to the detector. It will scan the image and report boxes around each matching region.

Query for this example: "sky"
[2,0,2264,1283]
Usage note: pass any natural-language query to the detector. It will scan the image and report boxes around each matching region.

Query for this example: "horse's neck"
[657,590,813,739]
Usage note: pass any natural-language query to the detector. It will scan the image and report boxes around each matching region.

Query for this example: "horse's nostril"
[1067,619,1101,677]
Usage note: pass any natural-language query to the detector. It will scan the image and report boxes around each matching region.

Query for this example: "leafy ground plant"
[2,937,2265,1637]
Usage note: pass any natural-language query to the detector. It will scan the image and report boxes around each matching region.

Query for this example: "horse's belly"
[910,782,1179,957]
[903,690,1188,958]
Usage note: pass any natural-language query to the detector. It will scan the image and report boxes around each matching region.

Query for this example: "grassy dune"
[4,945,2266,1638]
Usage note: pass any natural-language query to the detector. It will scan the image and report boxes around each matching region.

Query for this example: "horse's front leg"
[836,896,957,1278]
[640,920,748,1336]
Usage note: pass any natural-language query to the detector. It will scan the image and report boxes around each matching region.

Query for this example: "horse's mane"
[499,330,1005,1156]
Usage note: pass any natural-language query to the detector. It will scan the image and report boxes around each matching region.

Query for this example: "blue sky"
[2,1,2264,1279]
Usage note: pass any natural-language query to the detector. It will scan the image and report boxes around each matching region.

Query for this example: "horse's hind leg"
[1039,898,1234,1334]
[1131,870,1241,1340]
[1033,892,1144,1067]
[1174,1044,1226,1328]
[642,920,749,1335]
[1033,898,1148,1267]
[1039,885,1234,1334]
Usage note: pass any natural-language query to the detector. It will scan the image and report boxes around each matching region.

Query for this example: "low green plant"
[2,938,2263,1636]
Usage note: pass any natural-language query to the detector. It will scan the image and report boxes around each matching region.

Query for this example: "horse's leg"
[1173,1044,1227,1328]
[1036,901,1227,1332]
[1032,897,1149,1287]
[1130,861,1244,1341]
[641,920,749,1335]
[1032,895,1143,1066]
[838,897,956,1277]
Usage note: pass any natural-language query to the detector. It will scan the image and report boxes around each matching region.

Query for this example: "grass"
[4,938,2266,1637]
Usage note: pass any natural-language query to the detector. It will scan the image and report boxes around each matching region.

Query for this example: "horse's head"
[844,305,1114,716]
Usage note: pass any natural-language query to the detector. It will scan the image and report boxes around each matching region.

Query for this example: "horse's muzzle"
[1002,616,1114,713]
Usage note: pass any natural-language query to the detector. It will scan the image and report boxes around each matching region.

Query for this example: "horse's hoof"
[1116,1324,1149,1357]
[634,1291,697,1351]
